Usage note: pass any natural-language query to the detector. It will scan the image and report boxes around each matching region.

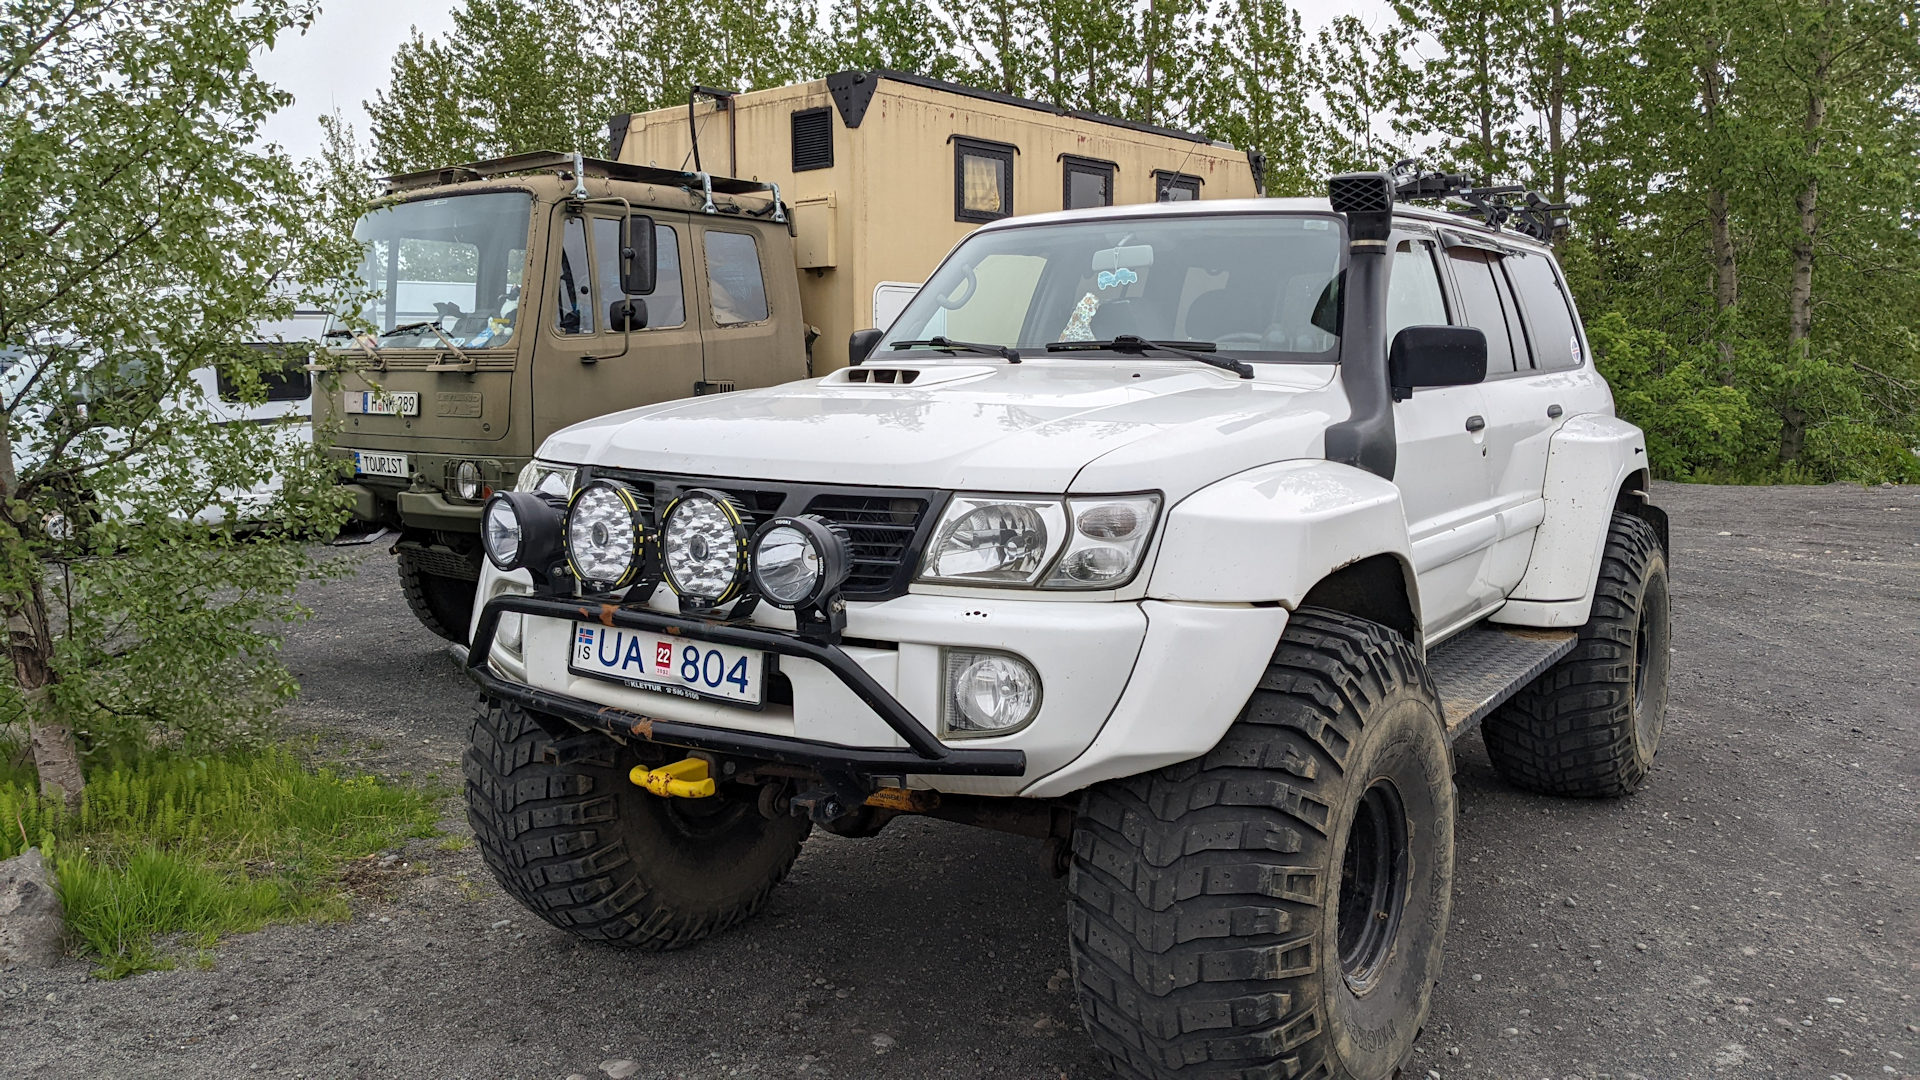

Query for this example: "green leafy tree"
[1200,0,1321,194]
[1309,14,1418,176]
[0,0,358,805]
[822,0,961,78]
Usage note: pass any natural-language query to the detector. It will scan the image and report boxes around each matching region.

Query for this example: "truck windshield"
[880,213,1347,364]
[336,192,533,350]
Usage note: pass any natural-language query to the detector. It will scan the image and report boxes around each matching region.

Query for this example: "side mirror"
[619,215,657,296]
[1389,325,1486,400]
[608,298,648,332]
[848,328,882,366]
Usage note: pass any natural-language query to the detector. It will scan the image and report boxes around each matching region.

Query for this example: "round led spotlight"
[660,489,750,606]
[481,490,566,574]
[563,481,649,591]
[750,515,852,610]
[452,460,484,501]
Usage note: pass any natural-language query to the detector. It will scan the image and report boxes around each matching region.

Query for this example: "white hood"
[539,358,1348,498]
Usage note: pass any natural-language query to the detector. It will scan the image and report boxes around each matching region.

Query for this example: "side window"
[704,231,770,326]
[1494,261,1532,369]
[554,215,593,335]
[1446,248,1515,375]
[1155,170,1201,202]
[954,137,1015,222]
[1384,240,1449,343]
[1506,252,1583,370]
[1063,156,1115,209]
[591,219,685,330]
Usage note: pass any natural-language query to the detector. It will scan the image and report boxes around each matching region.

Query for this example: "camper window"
[593,219,685,329]
[954,137,1015,222]
[555,216,594,334]
[1154,170,1202,202]
[1063,156,1115,210]
[705,231,770,325]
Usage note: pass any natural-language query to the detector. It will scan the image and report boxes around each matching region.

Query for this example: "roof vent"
[792,108,833,172]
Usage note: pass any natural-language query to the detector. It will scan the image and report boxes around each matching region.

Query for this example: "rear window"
[1506,251,1584,370]
[217,344,311,402]
[1448,249,1519,375]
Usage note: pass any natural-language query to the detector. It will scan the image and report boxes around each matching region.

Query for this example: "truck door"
[533,208,704,442]
[691,222,806,392]
[1390,237,1505,636]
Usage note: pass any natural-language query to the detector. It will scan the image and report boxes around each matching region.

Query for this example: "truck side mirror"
[620,215,657,296]
[608,298,648,332]
[1389,325,1486,400]
[848,328,882,366]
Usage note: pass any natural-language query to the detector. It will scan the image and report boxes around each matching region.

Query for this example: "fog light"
[453,460,484,501]
[498,611,524,653]
[941,648,1041,738]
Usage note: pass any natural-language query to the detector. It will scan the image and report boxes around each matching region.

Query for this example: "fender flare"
[1492,413,1649,628]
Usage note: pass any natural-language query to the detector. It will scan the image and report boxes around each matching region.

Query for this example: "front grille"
[582,469,940,601]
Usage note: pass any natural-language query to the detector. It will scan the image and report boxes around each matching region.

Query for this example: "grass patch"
[0,746,439,977]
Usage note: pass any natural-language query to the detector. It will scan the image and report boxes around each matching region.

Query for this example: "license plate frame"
[351,450,409,479]
[568,623,770,708]
[345,390,420,417]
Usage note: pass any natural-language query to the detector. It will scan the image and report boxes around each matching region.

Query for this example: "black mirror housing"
[1389,325,1486,400]
[848,328,882,366]
[608,298,648,332]
[620,215,657,296]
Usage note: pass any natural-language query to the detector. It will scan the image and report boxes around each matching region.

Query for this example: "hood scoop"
[826,364,994,389]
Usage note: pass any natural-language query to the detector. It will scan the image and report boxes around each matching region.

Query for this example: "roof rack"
[379,151,784,215]
[1388,160,1567,243]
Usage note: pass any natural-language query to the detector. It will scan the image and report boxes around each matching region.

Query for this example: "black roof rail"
[378,150,781,201]
[1387,159,1568,243]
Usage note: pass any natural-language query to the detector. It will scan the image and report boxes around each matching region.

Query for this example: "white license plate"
[345,391,419,416]
[352,450,409,478]
[570,623,766,706]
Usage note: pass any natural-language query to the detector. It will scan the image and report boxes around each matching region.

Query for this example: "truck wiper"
[888,336,1021,363]
[1046,335,1254,379]
[321,327,385,369]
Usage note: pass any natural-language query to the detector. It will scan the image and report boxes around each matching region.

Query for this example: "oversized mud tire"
[1482,512,1671,797]
[1068,608,1455,1080]
[398,553,475,644]
[463,698,811,949]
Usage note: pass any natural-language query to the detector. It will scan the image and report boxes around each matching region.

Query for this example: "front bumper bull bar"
[465,594,1027,784]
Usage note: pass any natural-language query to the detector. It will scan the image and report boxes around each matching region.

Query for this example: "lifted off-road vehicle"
[462,168,1671,1079]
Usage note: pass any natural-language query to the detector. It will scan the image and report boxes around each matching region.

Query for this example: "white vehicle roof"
[974,196,1556,254]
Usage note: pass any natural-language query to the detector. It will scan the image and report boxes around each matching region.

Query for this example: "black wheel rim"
[1337,779,1410,994]
[1630,575,1669,755]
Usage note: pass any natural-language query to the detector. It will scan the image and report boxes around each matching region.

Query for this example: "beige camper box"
[610,70,1264,371]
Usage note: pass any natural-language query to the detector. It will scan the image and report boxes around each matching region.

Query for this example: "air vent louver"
[791,108,833,172]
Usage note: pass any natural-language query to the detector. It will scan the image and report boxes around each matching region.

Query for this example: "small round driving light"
[453,460,484,501]
[563,481,649,591]
[481,497,522,568]
[481,490,565,574]
[942,649,1042,737]
[750,515,851,609]
[660,489,750,606]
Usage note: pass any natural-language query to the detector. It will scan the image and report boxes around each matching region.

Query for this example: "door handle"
[1547,404,1563,418]
[1465,415,1486,432]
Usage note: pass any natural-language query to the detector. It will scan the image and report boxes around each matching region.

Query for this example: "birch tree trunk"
[1781,6,1833,465]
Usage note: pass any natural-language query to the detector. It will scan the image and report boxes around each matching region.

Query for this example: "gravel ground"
[2,481,1915,1080]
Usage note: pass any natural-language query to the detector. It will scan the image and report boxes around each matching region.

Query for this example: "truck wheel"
[398,552,474,644]
[1068,609,1454,1080]
[463,698,810,950]
[1482,512,1671,797]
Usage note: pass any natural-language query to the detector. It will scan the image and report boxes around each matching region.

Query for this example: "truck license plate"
[570,624,766,706]
[345,391,419,416]
[352,451,409,478]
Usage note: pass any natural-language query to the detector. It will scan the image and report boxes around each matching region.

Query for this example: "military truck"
[321,70,1261,641]
[459,167,1671,1079]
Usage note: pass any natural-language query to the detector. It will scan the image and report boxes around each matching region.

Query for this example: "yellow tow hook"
[629,758,716,799]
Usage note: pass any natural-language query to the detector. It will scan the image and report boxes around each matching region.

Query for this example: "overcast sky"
[253,0,1394,162]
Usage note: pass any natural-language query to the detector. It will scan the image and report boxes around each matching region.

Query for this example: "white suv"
[462,170,1671,1080]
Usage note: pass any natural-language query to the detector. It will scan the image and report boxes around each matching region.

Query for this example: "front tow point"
[630,758,717,798]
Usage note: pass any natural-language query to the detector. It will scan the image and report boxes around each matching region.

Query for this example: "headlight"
[563,481,649,591]
[480,490,564,573]
[514,460,576,498]
[452,460,484,501]
[750,515,851,609]
[918,493,1159,589]
[941,648,1041,737]
[660,489,750,607]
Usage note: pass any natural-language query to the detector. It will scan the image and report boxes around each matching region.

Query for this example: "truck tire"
[398,553,474,644]
[1068,608,1454,1080]
[463,697,811,949]
[1482,512,1671,797]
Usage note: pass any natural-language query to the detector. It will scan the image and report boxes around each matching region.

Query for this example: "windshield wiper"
[322,327,386,369]
[387,320,475,369]
[1046,335,1254,379]
[888,336,1021,364]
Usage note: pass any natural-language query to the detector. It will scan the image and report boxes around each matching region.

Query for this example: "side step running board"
[1427,625,1578,740]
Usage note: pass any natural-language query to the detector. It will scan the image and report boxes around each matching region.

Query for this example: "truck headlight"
[660,489,750,606]
[941,648,1041,737]
[480,491,564,573]
[563,480,649,591]
[918,493,1159,589]
[452,460,484,501]
[514,460,576,498]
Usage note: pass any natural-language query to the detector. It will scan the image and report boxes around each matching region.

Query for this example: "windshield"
[880,213,1347,363]
[336,192,533,349]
